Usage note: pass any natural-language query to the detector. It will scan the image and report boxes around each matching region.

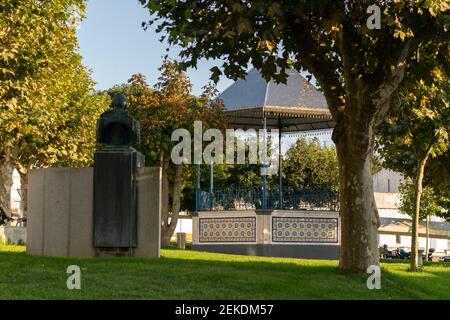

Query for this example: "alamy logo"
[367,4,381,30]
[171,121,280,175]
[66,265,81,290]
[366,265,381,290]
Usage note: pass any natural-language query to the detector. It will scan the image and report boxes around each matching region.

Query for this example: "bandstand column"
[262,116,267,209]
[209,160,214,210]
[278,116,283,209]
[195,164,200,211]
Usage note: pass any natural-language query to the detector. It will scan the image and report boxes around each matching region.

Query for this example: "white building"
[373,169,404,193]
[374,169,450,254]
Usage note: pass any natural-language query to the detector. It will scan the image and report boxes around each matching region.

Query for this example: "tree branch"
[372,37,422,126]
[287,17,345,122]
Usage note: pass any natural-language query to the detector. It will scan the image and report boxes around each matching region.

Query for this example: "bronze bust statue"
[97,94,140,146]
[94,93,144,250]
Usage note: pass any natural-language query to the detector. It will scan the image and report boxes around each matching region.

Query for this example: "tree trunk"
[0,154,15,216]
[410,152,430,271]
[160,153,171,246]
[334,120,380,273]
[161,164,183,246]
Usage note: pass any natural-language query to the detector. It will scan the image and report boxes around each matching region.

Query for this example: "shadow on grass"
[4,247,448,280]
[2,247,447,299]
[0,247,340,275]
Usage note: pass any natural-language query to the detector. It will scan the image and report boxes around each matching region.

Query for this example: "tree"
[398,180,447,260]
[0,0,109,217]
[1,0,82,214]
[426,149,450,201]
[108,60,226,246]
[140,0,449,272]
[426,153,450,224]
[417,138,450,223]
[377,42,450,270]
[284,138,339,192]
[15,61,109,217]
[399,181,444,220]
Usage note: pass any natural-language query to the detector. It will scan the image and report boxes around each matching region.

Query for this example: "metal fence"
[199,186,339,211]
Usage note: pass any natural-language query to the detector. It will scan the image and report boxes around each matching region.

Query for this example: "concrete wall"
[134,167,161,258]
[0,226,26,245]
[27,167,161,258]
[374,192,401,210]
[27,168,95,257]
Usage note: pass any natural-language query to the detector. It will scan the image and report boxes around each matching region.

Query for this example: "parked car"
[439,256,450,262]
[379,246,412,260]
[398,248,410,260]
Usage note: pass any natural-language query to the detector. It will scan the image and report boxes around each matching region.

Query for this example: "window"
[396,235,401,244]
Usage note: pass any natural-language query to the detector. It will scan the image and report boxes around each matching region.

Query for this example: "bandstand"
[192,69,340,259]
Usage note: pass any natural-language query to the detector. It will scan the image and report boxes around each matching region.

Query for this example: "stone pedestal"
[93,147,144,249]
[26,167,161,258]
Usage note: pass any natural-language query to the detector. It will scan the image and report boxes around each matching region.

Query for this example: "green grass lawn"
[0,244,448,299]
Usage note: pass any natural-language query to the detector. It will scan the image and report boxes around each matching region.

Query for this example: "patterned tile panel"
[272,217,338,243]
[199,217,256,242]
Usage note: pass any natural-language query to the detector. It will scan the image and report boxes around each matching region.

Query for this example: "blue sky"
[76,1,333,146]
[77,0,234,95]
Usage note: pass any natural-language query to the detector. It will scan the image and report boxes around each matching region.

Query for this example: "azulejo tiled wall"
[199,217,256,242]
[272,216,338,243]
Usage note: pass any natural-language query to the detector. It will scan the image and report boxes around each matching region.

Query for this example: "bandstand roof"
[218,68,335,132]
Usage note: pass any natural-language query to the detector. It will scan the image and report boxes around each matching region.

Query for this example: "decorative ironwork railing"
[199,187,339,211]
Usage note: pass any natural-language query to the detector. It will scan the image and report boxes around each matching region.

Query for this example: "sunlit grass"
[0,244,448,300]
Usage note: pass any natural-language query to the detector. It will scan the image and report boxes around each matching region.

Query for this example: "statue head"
[111,93,127,109]
[96,93,140,146]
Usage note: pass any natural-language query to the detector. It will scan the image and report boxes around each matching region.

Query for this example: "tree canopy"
[284,137,339,192]
[1,0,86,155]
[377,42,450,179]
[398,180,446,220]
[376,38,449,270]
[140,0,448,119]
[0,0,109,215]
